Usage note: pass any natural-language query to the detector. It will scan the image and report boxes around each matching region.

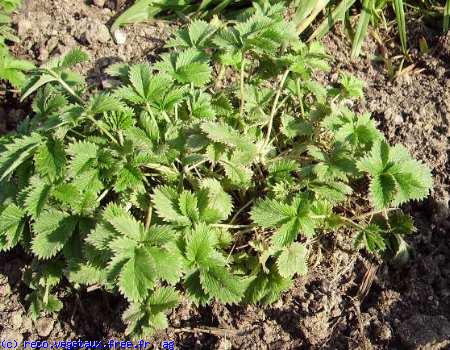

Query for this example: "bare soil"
[1,2,449,349]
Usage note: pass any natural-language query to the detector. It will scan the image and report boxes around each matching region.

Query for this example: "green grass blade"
[308,0,357,41]
[444,0,450,32]
[351,0,374,58]
[111,0,159,32]
[393,0,407,55]
[296,0,330,35]
[293,0,319,24]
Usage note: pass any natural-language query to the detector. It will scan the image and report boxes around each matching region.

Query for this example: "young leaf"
[277,242,308,278]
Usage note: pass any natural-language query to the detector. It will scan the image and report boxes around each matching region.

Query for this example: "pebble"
[113,29,127,45]
[35,317,55,338]
[11,312,23,329]
[96,24,111,43]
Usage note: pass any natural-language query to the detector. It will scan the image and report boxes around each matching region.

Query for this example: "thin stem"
[215,64,225,89]
[145,205,153,230]
[211,223,255,229]
[239,57,246,118]
[86,115,117,144]
[184,159,208,172]
[49,70,84,105]
[230,199,254,224]
[265,69,290,145]
[340,216,365,230]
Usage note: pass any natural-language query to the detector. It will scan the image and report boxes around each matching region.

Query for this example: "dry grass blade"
[308,0,357,41]
[393,0,407,55]
[351,0,374,58]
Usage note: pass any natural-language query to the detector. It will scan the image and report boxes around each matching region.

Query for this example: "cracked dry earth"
[1,1,450,349]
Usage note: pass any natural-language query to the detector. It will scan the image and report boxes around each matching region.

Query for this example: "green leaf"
[108,210,145,241]
[185,223,216,266]
[393,0,407,55]
[200,265,244,304]
[250,199,294,228]
[31,210,77,259]
[23,177,52,218]
[34,139,66,181]
[199,178,233,223]
[114,164,145,193]
[0,133,42,181]
[0,204,25,251]
[277,242,308,278]
[147,286,180,313]
[152,186,190,226]
[67,141,98,177]
[149,246,183,284]
[111,0,158,32]
[354,224,386,252]
[118,247,155,302]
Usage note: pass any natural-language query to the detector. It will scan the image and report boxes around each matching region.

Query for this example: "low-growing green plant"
[0,5,432,338]
[112,0,410,57]
[0,0,34,88]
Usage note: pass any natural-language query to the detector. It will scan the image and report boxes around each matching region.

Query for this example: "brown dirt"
[1,2,449,349]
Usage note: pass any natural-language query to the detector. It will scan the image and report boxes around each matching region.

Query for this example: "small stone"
[93,0,106,7]
[113,29,127,45]
[22,316,33,331]
[11,312,23,329]
[38,46,49,61]
[96,24,111,43]
[35,317,55,338]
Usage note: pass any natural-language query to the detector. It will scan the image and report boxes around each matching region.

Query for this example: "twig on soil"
[172,326,253,337]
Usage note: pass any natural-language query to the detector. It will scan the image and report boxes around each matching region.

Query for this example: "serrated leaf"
[0,204,25,251]
[185,223,216,266]
[108,211,144,241]
[34,139,66,181]
[31,210,77,259]
[250,199,294,228]
[354,224,386,252]
[118,247,155,302]
[147,286,180,313]
[0,133,42,181]
[277,242,308,278]
[152,186,190,226]
[199,178,233,223]
[23,177,52,218]
[200,265,244,304]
